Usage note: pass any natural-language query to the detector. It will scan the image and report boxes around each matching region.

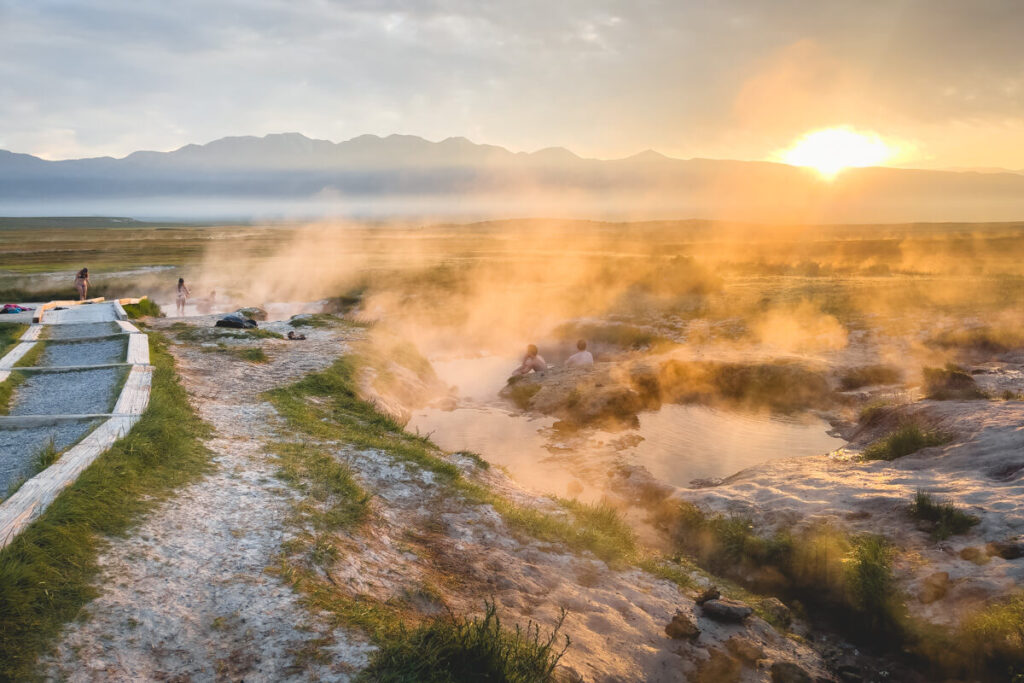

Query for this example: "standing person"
[74,268,89,301]
[566,339,594,367]
[176,277,191,316]
[512,344,547,376]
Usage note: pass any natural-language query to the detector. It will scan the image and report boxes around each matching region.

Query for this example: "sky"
[1,0,1022,168]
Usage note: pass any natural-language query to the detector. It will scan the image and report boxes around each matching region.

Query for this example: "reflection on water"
[408,354,846,500]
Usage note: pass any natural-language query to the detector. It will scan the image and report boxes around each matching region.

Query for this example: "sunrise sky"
[1,0,1022,169]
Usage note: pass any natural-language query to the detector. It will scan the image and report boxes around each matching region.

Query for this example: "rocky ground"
[41,314,832,682]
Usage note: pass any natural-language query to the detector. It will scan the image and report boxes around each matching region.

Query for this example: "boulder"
[701,598,753,622]
[695,648,743,683]
[759,597,793,628]
[725,635,764,662]
[664,610,701,640]
[959,546,989,564]
[694,585,721,605]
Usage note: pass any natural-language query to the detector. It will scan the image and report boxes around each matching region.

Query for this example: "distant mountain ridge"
[3,132,1024,222]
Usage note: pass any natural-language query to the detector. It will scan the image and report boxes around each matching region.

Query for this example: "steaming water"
[407,355,845,500]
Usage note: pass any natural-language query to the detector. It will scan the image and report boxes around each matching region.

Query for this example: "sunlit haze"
[778,128,896,179]
[2,1,1024,169]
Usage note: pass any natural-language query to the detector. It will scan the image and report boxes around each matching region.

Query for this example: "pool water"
[407,354,845,500]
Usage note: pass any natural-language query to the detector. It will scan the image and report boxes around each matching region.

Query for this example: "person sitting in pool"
[74,267,89,301]
[512,344,547,376]
[565,339,594,367]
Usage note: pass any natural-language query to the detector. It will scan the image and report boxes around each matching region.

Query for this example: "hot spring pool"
[406,354,845,500]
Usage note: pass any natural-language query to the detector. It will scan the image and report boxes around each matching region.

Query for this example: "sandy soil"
[42,316,830,682]
[43,321,374,681]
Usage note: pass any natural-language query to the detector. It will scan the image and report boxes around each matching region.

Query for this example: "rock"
[725,635,764,662]
[553,665,585,682]
[759,597,793,627]
[986,540,1024,560]
[695,585,721,605]
[770,660,813,683]
[665,610,701,639]
[696,648,743,683]
[919,571,949,604]
[701,598,753,622]
[959,546,989,564]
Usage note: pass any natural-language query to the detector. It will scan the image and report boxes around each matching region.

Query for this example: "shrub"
[909,490,980,540]
[839,365,902,390]
[923,364,986,400]
[356,601,568,683]
[862,424,950,461]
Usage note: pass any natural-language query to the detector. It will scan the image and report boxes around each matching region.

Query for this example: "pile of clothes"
[0,304,34,314]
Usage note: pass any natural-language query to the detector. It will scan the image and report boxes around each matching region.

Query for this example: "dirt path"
[43,322,372,681]
[42,317,829,682]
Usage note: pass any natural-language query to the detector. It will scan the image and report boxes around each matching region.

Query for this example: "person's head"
[178,278,185,285]
[80,267,88,276]
[576,339,587,351]
[526,344,538,357]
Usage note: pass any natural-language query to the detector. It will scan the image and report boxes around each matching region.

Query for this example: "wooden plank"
[0,414,115,427]
[113,365,153,416]
[0,341,37,370]
[117,296,147,305]
[0,307,153,550]
[14,363,130,373]
[116,320,140,334]
[126,333,150,365]
[0,415,138,549]
[20,325,43,341]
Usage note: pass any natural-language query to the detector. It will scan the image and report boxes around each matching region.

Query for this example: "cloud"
[0,0,1022,167]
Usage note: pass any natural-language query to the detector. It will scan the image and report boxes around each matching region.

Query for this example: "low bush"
[909,490,980,540]
[659,360,833,413]
[356,601,568,683]
[862,424,951,461]
[923,364,987,400]
[839,364,902,390]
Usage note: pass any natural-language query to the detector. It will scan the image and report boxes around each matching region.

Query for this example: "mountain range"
[2,133,1024,222]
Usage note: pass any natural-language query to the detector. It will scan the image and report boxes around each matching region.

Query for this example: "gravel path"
[45,322,120,340]
[7,367,124,416]
[0,420,101,496]
[36,338,127,368]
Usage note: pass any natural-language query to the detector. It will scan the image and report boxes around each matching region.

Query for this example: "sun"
[778,128,894,179]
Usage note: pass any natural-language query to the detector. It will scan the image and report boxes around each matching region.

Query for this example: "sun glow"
[779,128,894,179]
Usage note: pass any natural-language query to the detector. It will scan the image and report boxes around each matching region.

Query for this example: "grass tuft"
[909,490,980,540]
[356,601,569,683]
[0,323,27,358]
[922,364,987,400]
[862,424,951,461]
[0,333,212,679]
[123,298,163,319]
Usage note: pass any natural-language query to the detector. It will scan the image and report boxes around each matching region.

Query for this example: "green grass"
[123,298,163,319]
[235,347,269,363]
[861,424,951,461]
[290,314,336,328]
[0,372,26,416]
[0,323,27,358]
[664,502,905,639]
[356,601,569,683]
[839,364,902,390]
[909,490,980,540]
[0,333,212,680]
[11,341,45,369]
[270,441,371,532]
[174,325,284,343]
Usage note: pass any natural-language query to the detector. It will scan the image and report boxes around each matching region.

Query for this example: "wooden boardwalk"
[0,298,152,549]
